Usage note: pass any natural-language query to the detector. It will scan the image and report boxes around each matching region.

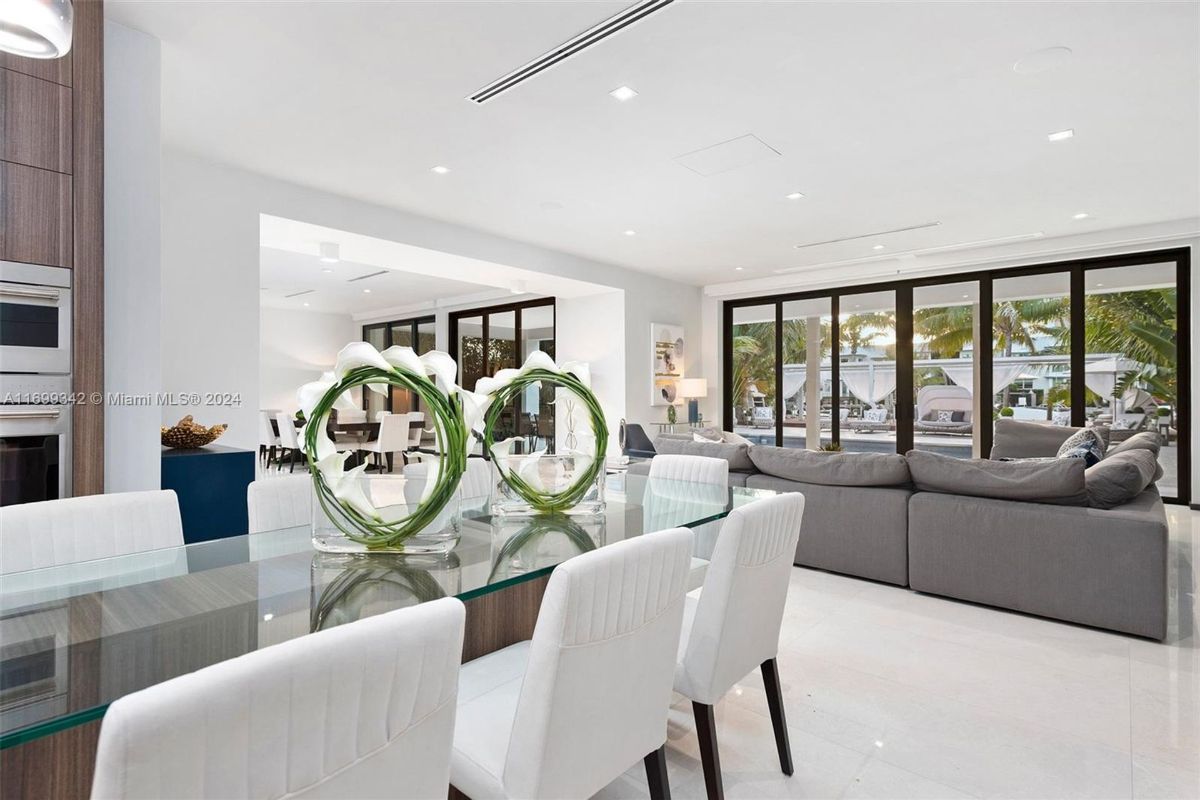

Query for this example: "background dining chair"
[247,475,313,534]
[275,411,303,473]
[0,490,183,574]
[259,409,282,467]
[406,411,426,459]
[647,453,730,587]
[360,412,411,472]
[673,493,806,800]
[450,527,694,800]
[90,597,466,800]
[336,408,368,424]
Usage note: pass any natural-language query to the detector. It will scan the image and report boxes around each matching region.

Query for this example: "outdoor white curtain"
[841,364,896,406]
[941,364,1025,395]
[1083,357,1142,400]
[780,367,831,400]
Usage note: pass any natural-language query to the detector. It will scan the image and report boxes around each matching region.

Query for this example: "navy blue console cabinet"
[161,445,255,543]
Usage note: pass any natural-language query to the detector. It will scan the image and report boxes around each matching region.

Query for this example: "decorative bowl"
[161,415,228,448]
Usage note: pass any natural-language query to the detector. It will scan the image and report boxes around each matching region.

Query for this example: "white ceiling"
[259,246,494,315]
[109,1,1200,287]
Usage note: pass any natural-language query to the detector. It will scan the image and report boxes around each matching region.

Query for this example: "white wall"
[259,307,357,413]
[160,151,702,452]
[556,291,626,456]
[103,22,161,492]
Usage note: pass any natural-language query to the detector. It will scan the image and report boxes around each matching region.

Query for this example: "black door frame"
[722,246,1191,505]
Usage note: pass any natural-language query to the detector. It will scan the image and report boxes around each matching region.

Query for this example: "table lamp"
[677,378,708,426]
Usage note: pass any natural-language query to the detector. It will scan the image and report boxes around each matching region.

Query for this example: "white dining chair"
[406,411,426,455]
[337,408,368,424]
[0,490,183,574]
[247,475,312,533]
[647,454,730,588]
[673,492,806,800]
[450,527,694,800]
[91,597,466,800]
[275,411,303,473]
[258,409,282,467]
[360,412,411,473]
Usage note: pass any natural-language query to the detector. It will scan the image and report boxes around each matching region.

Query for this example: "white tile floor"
[597,505,1200,799]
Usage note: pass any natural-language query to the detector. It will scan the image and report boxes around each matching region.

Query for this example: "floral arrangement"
[298,342,485,550]
[478,351,608,514]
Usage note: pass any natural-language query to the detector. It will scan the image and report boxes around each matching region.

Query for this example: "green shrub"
[999,407,1015,417]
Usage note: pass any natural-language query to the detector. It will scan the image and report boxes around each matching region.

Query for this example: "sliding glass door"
[449,298,556,452]
[722,247,1190,503]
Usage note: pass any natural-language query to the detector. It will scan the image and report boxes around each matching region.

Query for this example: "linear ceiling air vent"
[792,222,942,250]
[467,0,675,104]
[284,289,315,298]
[347,270,388,283]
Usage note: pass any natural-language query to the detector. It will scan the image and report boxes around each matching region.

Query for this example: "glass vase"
[310,550,462,632]
[311,470,461,554]
[490,453,606,516]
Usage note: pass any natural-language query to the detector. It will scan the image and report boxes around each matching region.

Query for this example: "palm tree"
[1085,288,1177,404]
[731,323,775,420]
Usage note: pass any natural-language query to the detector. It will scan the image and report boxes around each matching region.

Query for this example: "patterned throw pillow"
[1056,428,1107,459]
[1059,443,1104,467]
[936,410,954,423]
[951,411,967,422]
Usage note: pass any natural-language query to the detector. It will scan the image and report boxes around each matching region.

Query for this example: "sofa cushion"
[907,449,1087,505]
[1085,449,1160,509]
[749,446,910,487]
[1106,431,1162,459]
[990,419,1076,459]
[652,437,755,471]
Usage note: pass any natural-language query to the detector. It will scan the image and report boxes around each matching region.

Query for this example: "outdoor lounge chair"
[847,407,892,433]
[914,385,973,435]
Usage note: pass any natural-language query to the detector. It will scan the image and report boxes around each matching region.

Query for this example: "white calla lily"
[475,368,520,398]
[332,462,381,520]
[297,371,357,420]
[334,341,394,379]
[560,360,591,388]
[380,345,425,378]
[419,350,459,396]
[520,350,559,375]
[515,449,547,493]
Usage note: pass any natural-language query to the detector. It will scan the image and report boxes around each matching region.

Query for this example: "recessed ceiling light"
[785,192,805,200]
[623,229,636,236]
[609,85,638,102]
[431,165,450,174]
[321,268,333,273]
[1096,283,1104,287]
[363,288,372,293]
[1047,129,1074,142]
[872,244,885,251]
[318,242,339,263]
[734,267,744,271]
[1073,212,1090,220]
[302,302,310,307]
[962,294,970,299]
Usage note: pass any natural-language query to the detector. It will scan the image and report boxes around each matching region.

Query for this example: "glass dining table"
[0,473,775,774]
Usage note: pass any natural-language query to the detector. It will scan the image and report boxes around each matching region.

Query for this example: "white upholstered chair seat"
[450,527,694,800]
[1,490,183,575]
[91,597,466,800]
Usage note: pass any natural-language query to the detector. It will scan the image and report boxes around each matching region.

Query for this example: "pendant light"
[0,0,73,59]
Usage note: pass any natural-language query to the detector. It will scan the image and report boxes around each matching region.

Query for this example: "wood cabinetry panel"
[1,69,72,172]
[0,50,72,87]
[0,161,73,267]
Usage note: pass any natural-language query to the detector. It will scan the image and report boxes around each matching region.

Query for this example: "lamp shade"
[676,378,708,399]
[0,0,73,59]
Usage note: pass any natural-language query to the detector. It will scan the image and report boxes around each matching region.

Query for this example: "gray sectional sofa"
[633,422,1169,639]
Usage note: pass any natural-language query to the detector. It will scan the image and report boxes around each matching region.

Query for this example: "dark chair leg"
[289,449,296,473]
[693,702,724,800]
[268,445,276,467]
[385,452,394,473]
[760,658,793,776]
[259,444,266,463]
[643,745,671,800]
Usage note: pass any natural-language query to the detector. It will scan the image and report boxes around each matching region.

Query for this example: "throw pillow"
[1056,427,1107,459]
[951,410,966,422]
[692,431,722,443]
[936,410,954,423]
[1059,443,1103,468]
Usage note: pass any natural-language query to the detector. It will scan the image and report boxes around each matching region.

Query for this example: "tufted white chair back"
[648,453,729,485]
[502,527,693,799]
[1,490,183,575]
[259,410,281,447]
[91,597,466,800]
[247,476,312,534]
[675,493,805,705]
[275,412,300,449]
